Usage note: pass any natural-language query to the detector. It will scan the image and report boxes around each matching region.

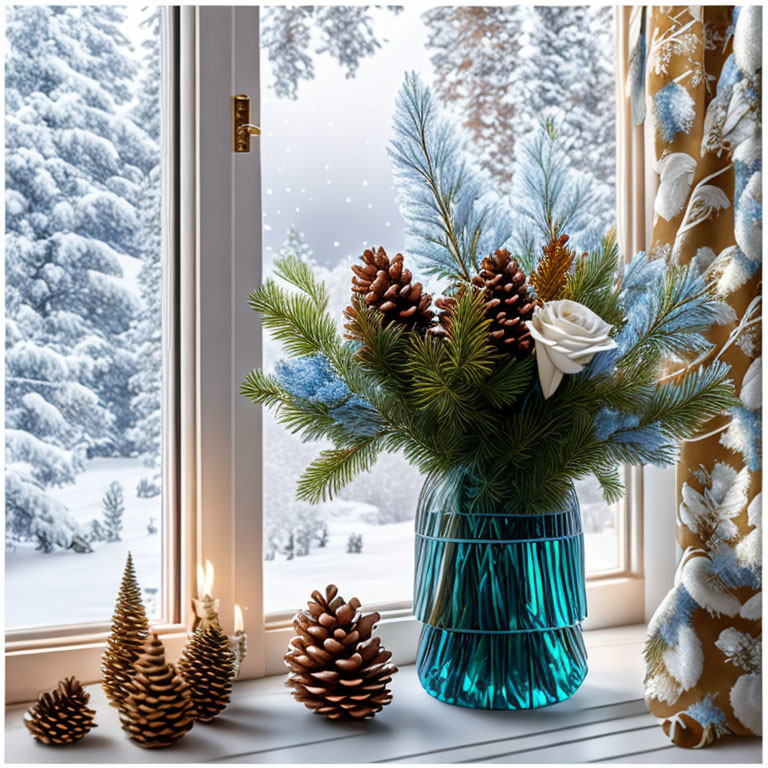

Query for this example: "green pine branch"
[296,435,384,504]
[477,356,535,408]
[645,361,738,438]
[273,254,329,314]
[248,279,339,361]
[566,231,623,327]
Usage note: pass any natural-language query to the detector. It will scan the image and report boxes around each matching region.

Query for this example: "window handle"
[233,94,260,153]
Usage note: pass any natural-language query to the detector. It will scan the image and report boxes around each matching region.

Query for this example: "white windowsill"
[4,625,761,764]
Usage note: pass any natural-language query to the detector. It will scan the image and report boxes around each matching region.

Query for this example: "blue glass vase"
[413,472,587,709]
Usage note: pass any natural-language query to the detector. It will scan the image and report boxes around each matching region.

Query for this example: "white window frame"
[4,5,267,703]
[6,5,679,705]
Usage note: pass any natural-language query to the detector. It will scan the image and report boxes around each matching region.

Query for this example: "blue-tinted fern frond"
[619,250,666,299]
[274,354,349,405]
[329,394,385,439]
[594,406,678,466]
[388,71,510,286]
[615,260,729,369]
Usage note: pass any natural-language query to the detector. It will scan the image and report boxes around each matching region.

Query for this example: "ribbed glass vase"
[413,471,588,710]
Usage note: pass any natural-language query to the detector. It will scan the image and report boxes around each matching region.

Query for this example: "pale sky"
[260,6,435,267]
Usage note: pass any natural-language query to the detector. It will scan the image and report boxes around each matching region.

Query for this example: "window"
[5,7,174,629]
[260,5,623,615]
[5,6,645,705]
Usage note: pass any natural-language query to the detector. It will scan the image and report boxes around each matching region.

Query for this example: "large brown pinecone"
[344,247,434,339]
[178,625,236,722]
[471,249,535,356]
[24,677,97,745]
[119,633,194,748]
[102,552,149,709]
[285,585,398,720]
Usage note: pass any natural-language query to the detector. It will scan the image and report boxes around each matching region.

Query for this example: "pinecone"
[427,285,467,339]
[344,247,434,339]
[178,625,236,722]
[471,249,535,356]
[285,585,398,720]
[529,233,576,302]
[24,677,97,745]
[102,552,149,709]
[119,633,194,748]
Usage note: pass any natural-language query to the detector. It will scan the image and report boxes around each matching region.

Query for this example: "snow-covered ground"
[264,501,415,614]
[5,458,162,629]
[264,500,618,614]
[6,459,618,627]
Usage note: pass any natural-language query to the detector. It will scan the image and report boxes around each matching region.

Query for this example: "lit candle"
[229,604,247,680]
[191,560,220,632]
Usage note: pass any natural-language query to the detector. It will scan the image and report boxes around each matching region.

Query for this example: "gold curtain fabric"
[631,6,762,748]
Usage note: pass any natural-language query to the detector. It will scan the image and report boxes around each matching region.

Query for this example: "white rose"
[525,299,617,399]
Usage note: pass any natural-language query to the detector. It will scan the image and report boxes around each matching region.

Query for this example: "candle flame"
[234,604,244,633]
[197,559,215,596]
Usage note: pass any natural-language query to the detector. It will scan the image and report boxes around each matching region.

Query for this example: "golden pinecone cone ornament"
[285,584,398,720]
[119,633,194,748]
[24,677,97,745]
[529,233,577,302]
[344,247,434,339]
[102,552,149,709]
[471,248,535,356]
[178,625,236,722]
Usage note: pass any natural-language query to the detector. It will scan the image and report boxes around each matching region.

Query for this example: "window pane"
[261,5,619,614]
[5,7,168,628]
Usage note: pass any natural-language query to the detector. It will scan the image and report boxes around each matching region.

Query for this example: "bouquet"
[243,73,736,517]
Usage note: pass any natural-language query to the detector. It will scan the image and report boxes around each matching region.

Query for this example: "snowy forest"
[5,7,163,626]
[5,5,619,622]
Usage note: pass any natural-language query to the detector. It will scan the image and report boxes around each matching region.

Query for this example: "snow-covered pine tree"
[422,7,616,225]
[89,518,108,544]
[279,224,314,265]
[517,7,616,230]
[127,8,163,486]
[102,481,126,543]
[261,6,398,99]
[5,7,155,549]
[422,6,526,191]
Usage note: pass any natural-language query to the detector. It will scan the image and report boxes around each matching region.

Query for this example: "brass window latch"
[233,94,260,153]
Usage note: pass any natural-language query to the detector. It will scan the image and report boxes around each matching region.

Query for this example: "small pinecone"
[102,552,150,709]
[285,584,398,720]
[24,677,97,745]
[471,249,535,356]
[119,633,194,748]
[178,625,236,722]
[427,285,467,339]
[344,247,434,338]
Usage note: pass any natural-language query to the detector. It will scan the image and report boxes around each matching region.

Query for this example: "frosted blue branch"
[388,72,511,287]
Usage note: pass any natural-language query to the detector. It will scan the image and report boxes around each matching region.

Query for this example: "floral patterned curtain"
[628,5,762,749]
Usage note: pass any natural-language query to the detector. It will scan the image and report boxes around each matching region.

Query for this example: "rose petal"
[548,346,586,375]
[534,343,564,399]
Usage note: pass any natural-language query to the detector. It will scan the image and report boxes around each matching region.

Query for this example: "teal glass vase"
[413,472,587,710]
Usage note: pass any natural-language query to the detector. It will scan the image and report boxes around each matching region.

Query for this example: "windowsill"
[4,625,761,764]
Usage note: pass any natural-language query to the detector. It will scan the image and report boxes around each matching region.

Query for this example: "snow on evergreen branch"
[388,72,510,285]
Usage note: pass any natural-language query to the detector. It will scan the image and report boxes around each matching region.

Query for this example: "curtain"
[627,6,762,749]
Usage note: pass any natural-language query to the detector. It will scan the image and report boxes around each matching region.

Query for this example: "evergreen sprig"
[388,71,510,283]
